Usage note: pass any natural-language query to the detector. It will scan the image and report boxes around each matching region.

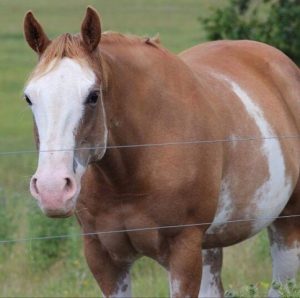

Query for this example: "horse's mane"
[29,32,162,80]
[102,31,161,47]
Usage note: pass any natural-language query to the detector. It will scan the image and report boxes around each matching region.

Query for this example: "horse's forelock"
[28,33,90,81]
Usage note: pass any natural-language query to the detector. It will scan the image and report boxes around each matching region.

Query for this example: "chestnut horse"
[23,7,300,298]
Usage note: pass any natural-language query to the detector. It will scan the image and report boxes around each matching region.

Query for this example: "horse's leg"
[168,228,203,298]
[268,218,300,297]
[199,248,224,297]
[83,236,132,298]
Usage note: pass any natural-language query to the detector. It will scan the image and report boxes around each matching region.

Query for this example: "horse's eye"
[24,95,32,106]
[85,91,99,106]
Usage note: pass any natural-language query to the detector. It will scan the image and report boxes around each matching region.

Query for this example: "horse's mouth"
[43,209,74,218]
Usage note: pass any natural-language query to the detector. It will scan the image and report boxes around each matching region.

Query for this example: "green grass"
[0,0,297,297]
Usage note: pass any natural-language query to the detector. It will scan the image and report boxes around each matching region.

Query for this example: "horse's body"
[23,8,300,298]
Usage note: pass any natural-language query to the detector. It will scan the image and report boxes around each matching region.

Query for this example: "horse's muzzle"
[30,170,78,217]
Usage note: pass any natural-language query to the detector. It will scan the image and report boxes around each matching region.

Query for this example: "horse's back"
[180,40,300,129]
[180,40,300,247]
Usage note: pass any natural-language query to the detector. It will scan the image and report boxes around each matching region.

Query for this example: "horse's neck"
[96,42,212,190]
[100,41,202,139]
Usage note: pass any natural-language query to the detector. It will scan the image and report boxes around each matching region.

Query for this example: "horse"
[23,6,300,298]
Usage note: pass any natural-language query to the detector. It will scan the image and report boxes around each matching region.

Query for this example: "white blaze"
[25,57,97,185]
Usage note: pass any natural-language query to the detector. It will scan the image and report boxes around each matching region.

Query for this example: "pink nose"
[30,172,77,217]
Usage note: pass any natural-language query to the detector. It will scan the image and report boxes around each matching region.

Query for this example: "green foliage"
[27,206,79,269]
[272,279,300,298]
[225,284,259,297]
[226,281,300,297]
[225,288,239,298]
[200,0,300,65]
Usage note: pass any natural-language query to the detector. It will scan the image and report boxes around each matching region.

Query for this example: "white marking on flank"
[207,178,233,234]
[224,77,292,231]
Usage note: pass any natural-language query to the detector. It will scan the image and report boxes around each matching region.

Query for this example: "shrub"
[200,0,300,65]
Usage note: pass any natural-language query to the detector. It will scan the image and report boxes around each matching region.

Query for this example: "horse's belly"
[203,174,294,248]
[203,127,296,247]
[203,148,294,248]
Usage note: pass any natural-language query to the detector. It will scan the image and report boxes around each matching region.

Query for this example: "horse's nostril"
[32,177,39,194]
[64,177,73,192]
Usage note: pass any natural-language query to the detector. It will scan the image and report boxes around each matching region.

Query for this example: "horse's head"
[23,7,107,217]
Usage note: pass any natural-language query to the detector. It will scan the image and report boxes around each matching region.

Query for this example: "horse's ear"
[81,6,101,52]
[23,11,50,55]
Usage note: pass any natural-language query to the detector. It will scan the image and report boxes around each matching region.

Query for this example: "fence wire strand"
[1,214,300,245]
[0,134,300,157]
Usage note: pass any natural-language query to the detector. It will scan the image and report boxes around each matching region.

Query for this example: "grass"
[0,0,298,297]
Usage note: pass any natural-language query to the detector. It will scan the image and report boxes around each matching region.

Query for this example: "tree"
[200,0,300,65]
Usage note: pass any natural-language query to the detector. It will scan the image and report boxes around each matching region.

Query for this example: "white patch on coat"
[206,178,233,234]
[199,265,222,298]
[199,249,223,298]
[227,79,292,231]
[269,241,300,297]
[169,274,181,297]
[209,74,292,234]
[110,273,132,298]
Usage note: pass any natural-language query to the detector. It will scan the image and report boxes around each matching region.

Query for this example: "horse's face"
[23,8,106,217]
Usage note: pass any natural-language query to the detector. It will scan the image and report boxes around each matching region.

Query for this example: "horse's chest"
[99,232,138,263]
[97,228,164,264]
[90,208,164,262]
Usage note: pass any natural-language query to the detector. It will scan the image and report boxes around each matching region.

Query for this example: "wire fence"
[0,134,300,156]
[0,214,300,245]
[1,133,300,245]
